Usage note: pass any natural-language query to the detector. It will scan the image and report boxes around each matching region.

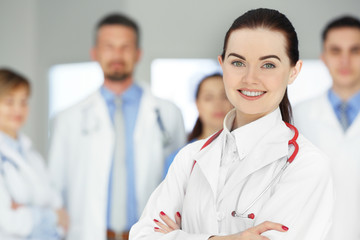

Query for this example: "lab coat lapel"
[320,94,344,133]
[217,122,289,202]
[193,132,224,200]
[347,109,360,137]
[0,134,27,170]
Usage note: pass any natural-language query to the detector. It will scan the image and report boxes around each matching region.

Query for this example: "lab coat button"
[217,211,225,221]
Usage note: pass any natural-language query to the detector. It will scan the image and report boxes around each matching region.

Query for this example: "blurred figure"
[293,16,360,240]
[0,68,69,240]
[48,13,186,240]
[164,73,233,176]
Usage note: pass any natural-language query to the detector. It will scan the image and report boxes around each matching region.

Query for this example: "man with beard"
[293,16,360,240]
[48,13,186,240]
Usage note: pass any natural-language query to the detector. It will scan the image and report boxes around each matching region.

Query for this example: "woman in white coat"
[129,8,334,240]
[0,69,69,240]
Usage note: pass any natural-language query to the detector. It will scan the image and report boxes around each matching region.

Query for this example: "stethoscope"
[191,122,299,220]
[155,108,172,147]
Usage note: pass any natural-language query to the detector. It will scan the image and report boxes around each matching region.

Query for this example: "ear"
[135,48,142,63]
[218,55,224,67]
[288,60,302,85]
[195,98,200,111]
[90,47,97,61]
[320,52,328,67]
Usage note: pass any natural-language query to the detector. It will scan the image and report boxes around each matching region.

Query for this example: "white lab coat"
[48,82,186,240]
[130,108,334,240]
[293,92,360,240]
[0,132,62,240]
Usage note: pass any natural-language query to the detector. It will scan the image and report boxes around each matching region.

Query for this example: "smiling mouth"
[239,90,266,97]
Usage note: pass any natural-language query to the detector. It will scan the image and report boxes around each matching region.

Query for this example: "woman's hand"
[56,208,70,233]
[153,211,181,233]
[209,221,289,240]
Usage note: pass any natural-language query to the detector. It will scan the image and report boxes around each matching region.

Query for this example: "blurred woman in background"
[0,68,69,240]
[163,73,233,176]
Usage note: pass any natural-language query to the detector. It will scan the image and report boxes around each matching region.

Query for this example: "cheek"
[22,107,29,119]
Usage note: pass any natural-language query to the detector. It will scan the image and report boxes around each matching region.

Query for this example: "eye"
[262,63,275,69]
[231,61,245,67]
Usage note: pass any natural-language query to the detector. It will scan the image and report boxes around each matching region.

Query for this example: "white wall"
[1,0,359,156]
[0,0,38,146]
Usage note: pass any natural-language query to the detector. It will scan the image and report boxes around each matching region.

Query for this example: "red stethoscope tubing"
[191,122,300,220]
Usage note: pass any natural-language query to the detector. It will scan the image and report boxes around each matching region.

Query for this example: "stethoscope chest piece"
[231,211,255,219]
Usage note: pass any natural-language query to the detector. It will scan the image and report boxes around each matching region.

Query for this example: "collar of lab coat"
[0,131,32,165]
[193,108,291,200]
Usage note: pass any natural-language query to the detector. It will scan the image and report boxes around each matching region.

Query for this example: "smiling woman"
[129,8,334,240]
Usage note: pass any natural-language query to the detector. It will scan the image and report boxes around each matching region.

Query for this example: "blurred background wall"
[0,0,359,156]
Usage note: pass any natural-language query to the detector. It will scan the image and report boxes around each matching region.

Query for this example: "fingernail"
[154,227,159,230]
[160,211,166,216]
[282,225,289,231]
[176,212,181,218]
[153,219,159,222]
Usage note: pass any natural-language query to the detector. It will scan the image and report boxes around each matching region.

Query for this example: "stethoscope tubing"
[232,122,299,219]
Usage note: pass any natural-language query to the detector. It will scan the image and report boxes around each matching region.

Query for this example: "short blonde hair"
[0,68,31,97]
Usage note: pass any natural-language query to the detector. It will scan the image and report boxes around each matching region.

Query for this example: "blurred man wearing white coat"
[293,16,360,240]
[48,13,186,240]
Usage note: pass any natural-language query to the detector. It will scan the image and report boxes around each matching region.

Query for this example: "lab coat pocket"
[232,216,255,231]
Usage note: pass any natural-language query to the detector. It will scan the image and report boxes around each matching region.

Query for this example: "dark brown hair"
[95,13,140,47]
[322,15,360,43]
[188,73,222,142]
[221,8,299,123]
[0,68,30,97]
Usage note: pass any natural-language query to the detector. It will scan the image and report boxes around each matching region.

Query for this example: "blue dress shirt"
[100,84,143,231]
[328,89,360,127]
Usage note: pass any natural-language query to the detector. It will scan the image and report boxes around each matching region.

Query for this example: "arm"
[130,144,287,240]
[255,143,334,240]
[0,176,66,238]
[155,212,288,240]
[48,114,69,207]
[130,144,213,240]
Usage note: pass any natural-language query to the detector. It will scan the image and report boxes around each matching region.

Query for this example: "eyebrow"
[227,53,281,62]
[227,53,246,60]
[259,55,281,62]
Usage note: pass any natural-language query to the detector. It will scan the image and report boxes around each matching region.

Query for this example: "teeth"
[240,90,265,97]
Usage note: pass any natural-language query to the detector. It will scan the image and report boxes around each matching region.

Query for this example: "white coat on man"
[48,82,186,240]
[293,92,360,240]
[0,132,62,240]
[130,108,334,240]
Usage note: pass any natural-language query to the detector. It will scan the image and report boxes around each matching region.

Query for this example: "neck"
[233,111,264,130]
[103,77,133,95]
[0,129,17,139]
[332,83,360,101]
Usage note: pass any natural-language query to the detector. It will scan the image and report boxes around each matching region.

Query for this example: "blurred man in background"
[294,15,360,240]
[48,13,186,240]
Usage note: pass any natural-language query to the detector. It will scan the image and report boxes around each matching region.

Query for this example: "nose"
[241,66,259,84]
[112,47,125,59]
[339,52,351,66]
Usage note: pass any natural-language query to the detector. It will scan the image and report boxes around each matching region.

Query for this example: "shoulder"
[171,139,207,166]
[293,93,329,125]
[293,94,327,113]
[52,90,101,121]
[137,82,181,113]
[290,134,331,179]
